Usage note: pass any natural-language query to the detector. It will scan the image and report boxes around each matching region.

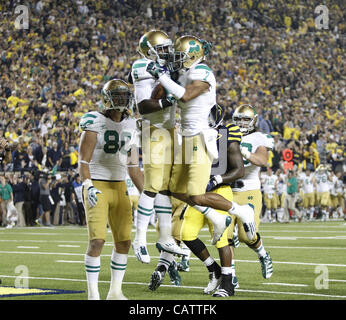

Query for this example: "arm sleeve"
[79,113,100,132]
[226,124,242,145]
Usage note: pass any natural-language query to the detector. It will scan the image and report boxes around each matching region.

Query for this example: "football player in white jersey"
[335,171,345,219]
[146,35,256,247]
[130,30,185,264]
[227,105,274,281]
[261,167,279,222]
[300,169,316,220]
[78,79,143,300]
[275,169,287,222]
[315,164,332,221]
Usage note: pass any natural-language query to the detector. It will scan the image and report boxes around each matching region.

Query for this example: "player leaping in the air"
[146,35,256,247]
[129,30,186,265]
[79,79,143,300]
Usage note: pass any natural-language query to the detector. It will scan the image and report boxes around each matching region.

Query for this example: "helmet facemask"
[148,40,173,65]
[232,104,258,134]
[101,85,132,113]
[233,115,256,134]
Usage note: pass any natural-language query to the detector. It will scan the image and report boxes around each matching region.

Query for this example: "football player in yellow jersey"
[228,105,274,283]
[79,79,143,300]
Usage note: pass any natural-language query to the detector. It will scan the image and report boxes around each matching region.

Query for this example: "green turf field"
[1,221,345,300]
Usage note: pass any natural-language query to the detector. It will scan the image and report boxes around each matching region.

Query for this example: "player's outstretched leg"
[155,194,187,256]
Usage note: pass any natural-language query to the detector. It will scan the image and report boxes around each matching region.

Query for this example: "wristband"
[159,73,186,100]
[214,175,223,184]
[159,98,173,108]
[82,178,93,190]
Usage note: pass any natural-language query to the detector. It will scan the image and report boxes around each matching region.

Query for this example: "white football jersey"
[262,174,278,195]
[329,175,338,196]
[277,174,285,195]
[125,171,140,196]
[336,178,344,194]
[233,131,274,192]
[279,173,287,194]
[315,171,330,193]
[79,111,139,181]
[301,173,315,194]
[177,63,216,136]
[131,58,176,129]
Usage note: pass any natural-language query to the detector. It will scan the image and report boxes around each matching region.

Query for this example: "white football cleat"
[106,291,128,300]
[211,215,232,245]
[233,204,256,241]
[156,237,187,256]
[132,240,150,264]
[203,271,221,294]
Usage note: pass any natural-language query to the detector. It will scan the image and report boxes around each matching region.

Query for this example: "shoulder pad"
[79,112,101,131]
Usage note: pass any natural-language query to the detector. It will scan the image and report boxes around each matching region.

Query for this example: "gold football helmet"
[232,104,258,134]
[138,30,173,64]
[169,35,206,71]
[101,79,132,112]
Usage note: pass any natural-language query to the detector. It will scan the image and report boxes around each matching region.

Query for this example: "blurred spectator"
[11,174,27,227]
[47,141,62,169]
[72,174,86,226]
[0,175,13,227]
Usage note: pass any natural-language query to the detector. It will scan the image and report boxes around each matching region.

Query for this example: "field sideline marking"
[1,250,346,267]
[0,275,345,299]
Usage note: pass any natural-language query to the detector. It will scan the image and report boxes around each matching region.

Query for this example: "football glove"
[240,146,251,160]
[160,93,176,109]
[146,61,168,79]
[206,175,223,192]
[87,186,102,208]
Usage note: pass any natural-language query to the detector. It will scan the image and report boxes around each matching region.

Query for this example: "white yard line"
[57,245,81,248]
[0,274,345,299]
[262,282,308,287]
[16,246,40,249]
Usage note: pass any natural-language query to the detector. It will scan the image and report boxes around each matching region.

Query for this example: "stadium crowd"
[0,0,345,227]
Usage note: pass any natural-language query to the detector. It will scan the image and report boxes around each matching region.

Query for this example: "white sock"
[85,254,100,299]
[135,193,155,243]
[266,209,271,220]
[253,242,266,258]
[157,251,175,271]
[194,205,222,225]
[154,194,173,242]
[228,202,242,217]
[221,266,232,275]
[108,249,128,297]
[133,209,138,227]
[203,256,215,267]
